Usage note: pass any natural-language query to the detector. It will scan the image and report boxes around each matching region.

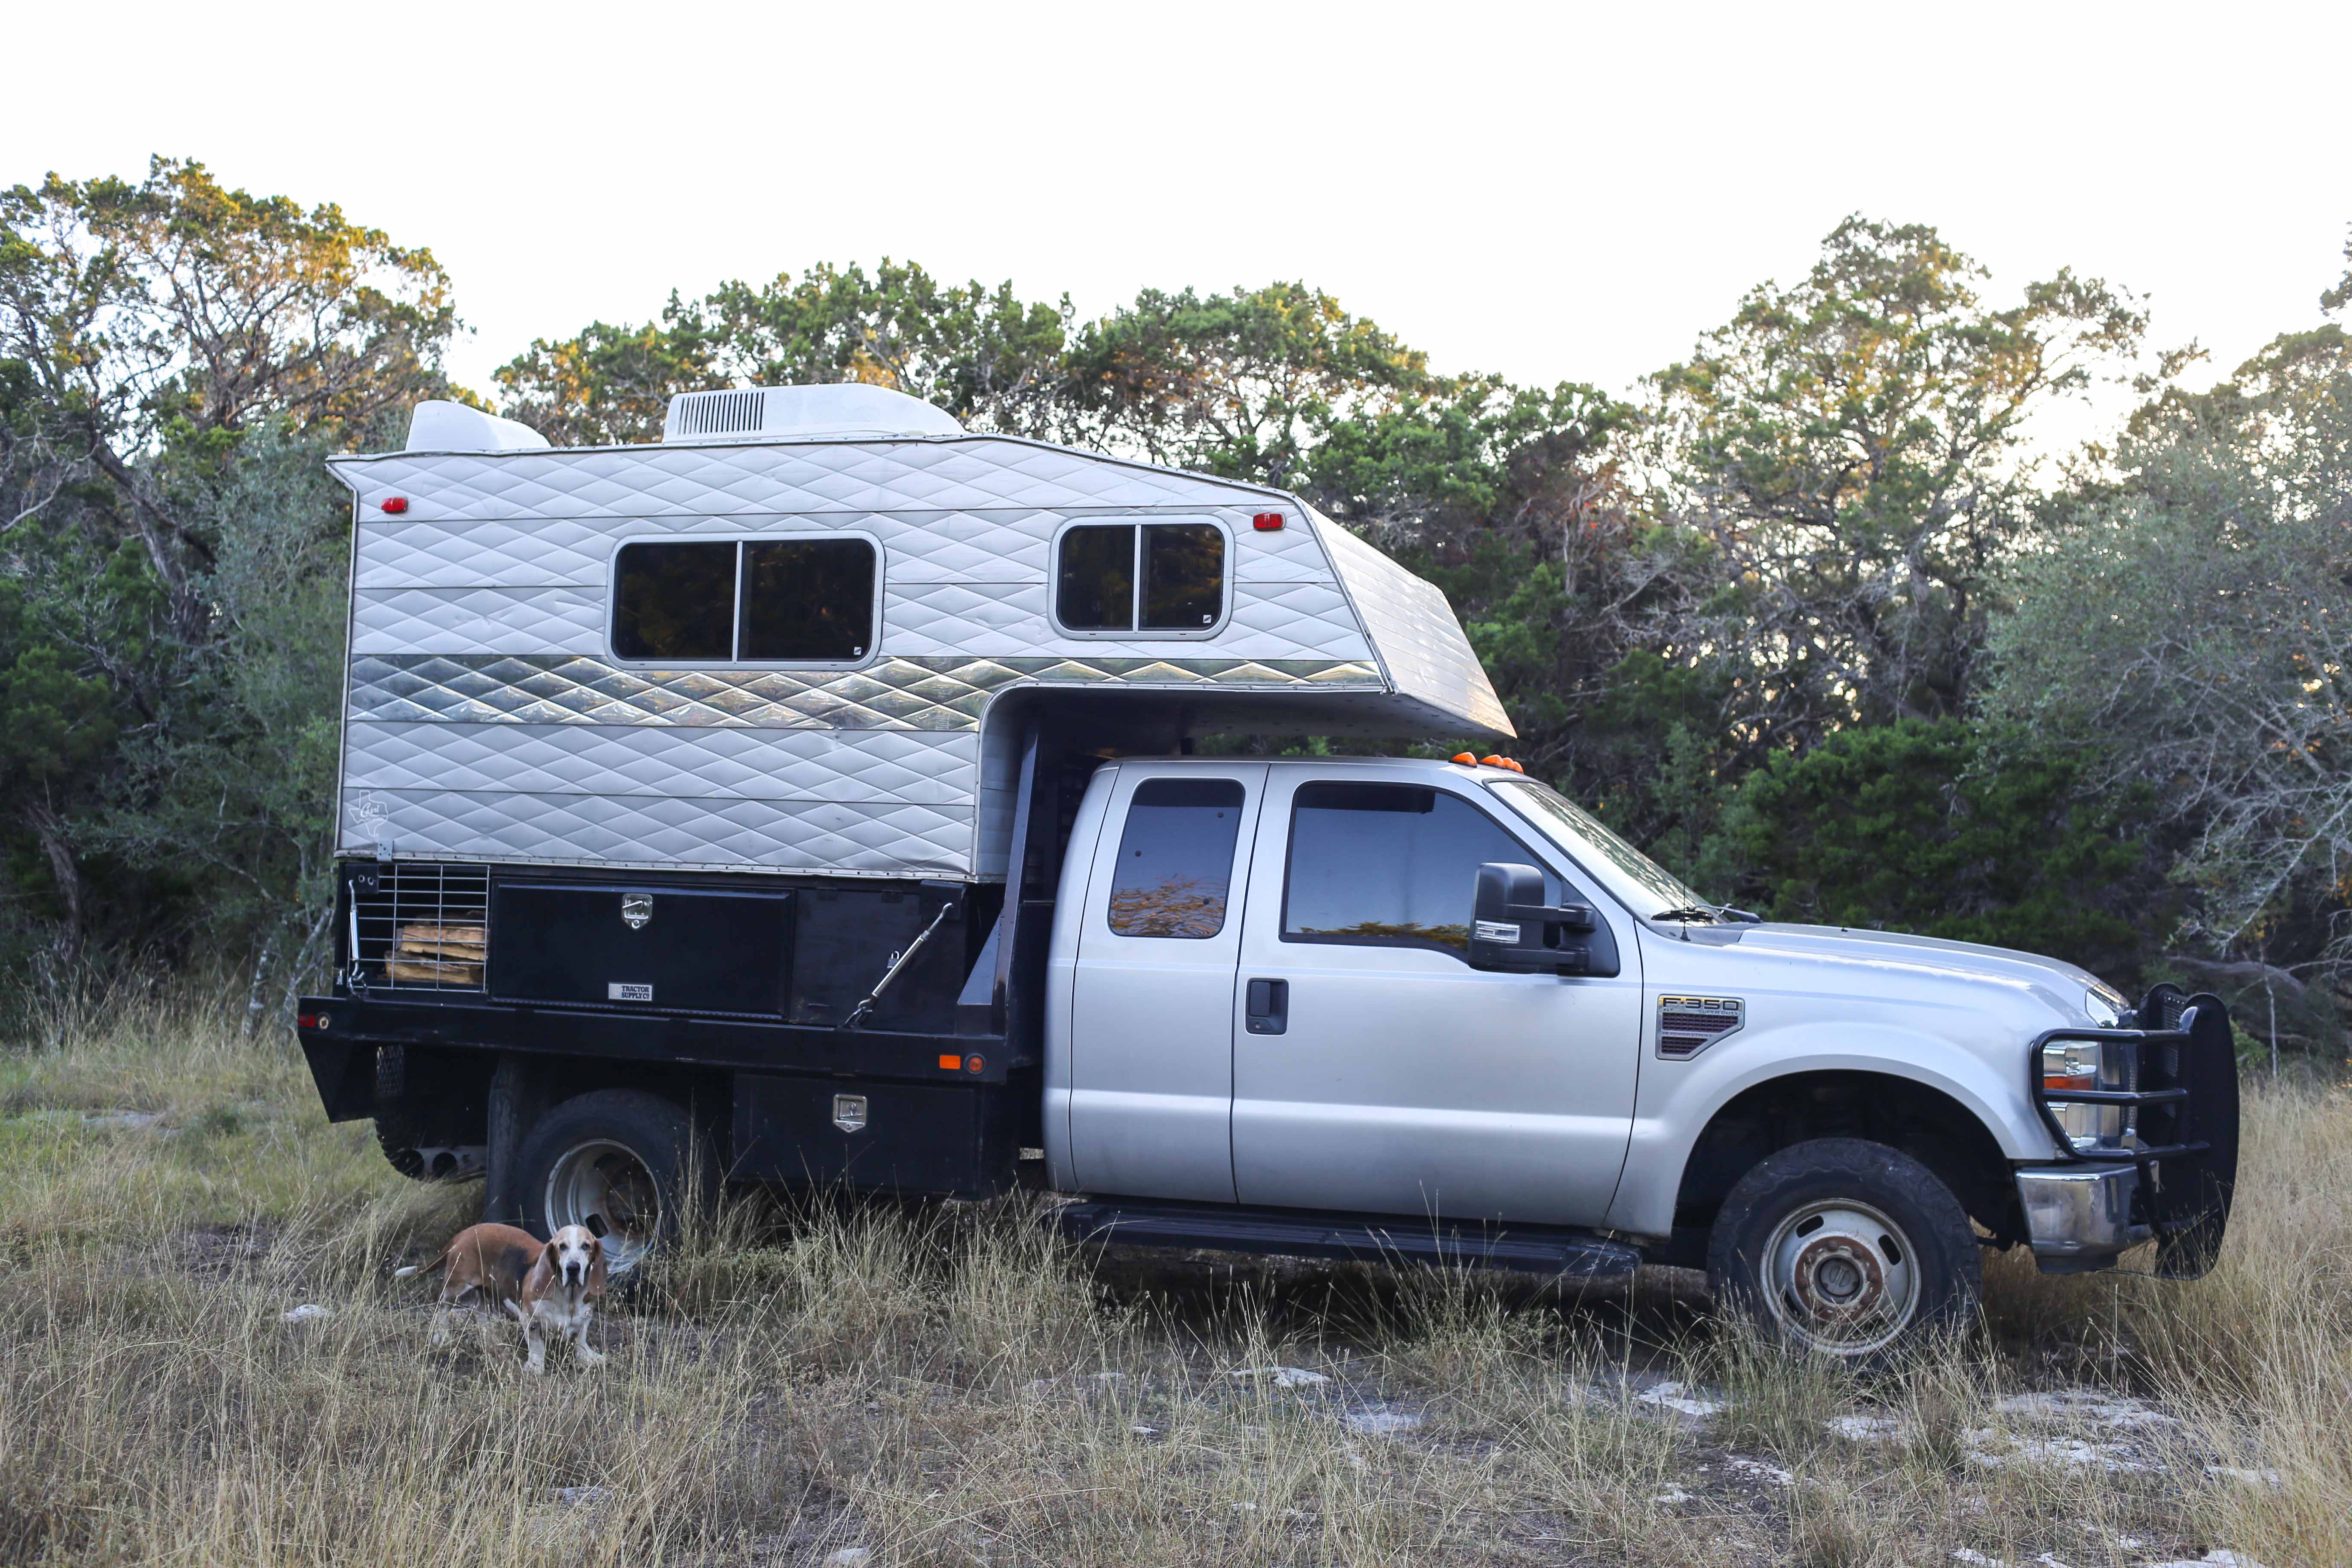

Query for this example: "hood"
[1669,922,2126,1026]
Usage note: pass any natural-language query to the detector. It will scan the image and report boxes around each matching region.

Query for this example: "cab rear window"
[1107,778,1246,938]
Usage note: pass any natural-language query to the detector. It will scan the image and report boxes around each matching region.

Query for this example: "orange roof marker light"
[1451,752,1479,765]
[1476,755,1527,773]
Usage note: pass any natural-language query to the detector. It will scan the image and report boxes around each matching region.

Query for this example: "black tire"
[514,1089,717,1274]
[372,1045,427,1180]
[1706,1137,1981,1360]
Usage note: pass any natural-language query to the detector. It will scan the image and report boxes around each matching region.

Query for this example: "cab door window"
[1282,781,1555,959]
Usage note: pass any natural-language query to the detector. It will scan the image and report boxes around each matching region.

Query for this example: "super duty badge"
[1657,995,1744,1060]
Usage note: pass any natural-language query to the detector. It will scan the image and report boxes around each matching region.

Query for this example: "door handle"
[1246,977,1289,1035]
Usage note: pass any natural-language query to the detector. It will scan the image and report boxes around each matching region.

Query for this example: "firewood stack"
[390,923,485,986]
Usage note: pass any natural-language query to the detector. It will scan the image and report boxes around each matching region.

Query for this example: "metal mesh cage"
[350,862,490,992]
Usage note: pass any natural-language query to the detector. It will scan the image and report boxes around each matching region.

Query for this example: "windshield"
[1488,778,1711,919]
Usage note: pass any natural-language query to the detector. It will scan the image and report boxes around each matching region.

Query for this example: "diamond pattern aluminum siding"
[329,433,1507,879]
[1314,509,1514,739]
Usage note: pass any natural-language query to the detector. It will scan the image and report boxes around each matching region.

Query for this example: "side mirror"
[1471,862,1606,976]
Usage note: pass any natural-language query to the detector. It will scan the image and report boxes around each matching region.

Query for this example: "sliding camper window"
[1056,522,1226,634]
[611,536,878,663]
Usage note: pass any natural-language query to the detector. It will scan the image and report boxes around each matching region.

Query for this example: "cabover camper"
[298,386,2237,1357]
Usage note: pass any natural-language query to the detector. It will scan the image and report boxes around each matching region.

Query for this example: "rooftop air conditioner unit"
[662,384,964,443]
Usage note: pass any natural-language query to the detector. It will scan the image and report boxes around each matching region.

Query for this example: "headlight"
[2041,1038,2132,1152]
[2042,1038,2101,1094]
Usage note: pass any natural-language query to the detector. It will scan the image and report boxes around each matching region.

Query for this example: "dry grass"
[0,992,2343,1565]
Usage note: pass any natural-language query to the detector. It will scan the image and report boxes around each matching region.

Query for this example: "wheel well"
[377,1048,726,1147]
[1671,1072,2019,1251]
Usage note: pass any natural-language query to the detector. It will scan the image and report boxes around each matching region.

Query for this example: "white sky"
[8,0,2348,457]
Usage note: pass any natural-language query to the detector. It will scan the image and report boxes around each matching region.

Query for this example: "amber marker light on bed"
[938,1054,962,1071]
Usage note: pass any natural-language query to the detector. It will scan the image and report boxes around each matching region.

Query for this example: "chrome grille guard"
[2027,985,2239,1278]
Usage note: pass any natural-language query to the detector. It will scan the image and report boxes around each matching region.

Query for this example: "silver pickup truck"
[1040,755,2237,1357]
[293,387,2236,1360]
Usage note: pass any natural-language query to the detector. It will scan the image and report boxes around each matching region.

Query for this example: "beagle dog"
[395,1222,609,1372]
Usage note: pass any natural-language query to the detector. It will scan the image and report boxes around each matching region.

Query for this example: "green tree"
[496,260,1070,444]
[1713,718,2167,983]
[1981,324,2352,973]
[707,260,1070,435]
[92,423,351,989]
[1649,217,2146,749]
[1061,282,1427,484]
[0,157,454,996]
[493,302,723,447]
[0,156,455,634]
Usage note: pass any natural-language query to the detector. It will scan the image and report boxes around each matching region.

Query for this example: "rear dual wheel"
[1706,1138,1981,1360]
[515,1090,717,1274]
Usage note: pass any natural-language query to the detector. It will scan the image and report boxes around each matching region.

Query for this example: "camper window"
[1056,522,1226,634]
[612,541,735,660]
[612,536,878,664]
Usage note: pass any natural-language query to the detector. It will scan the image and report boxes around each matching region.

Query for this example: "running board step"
[1050,1199,1642,1278]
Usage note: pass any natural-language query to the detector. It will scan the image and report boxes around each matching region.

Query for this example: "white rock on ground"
[1726,1457,1795,1486]
[1995,1390,2178,1430]
[1636,1380,1726,1418]
[1962,1429,2156,1473]
[1341,1408,1423,1436]
[825,1549,873,1566]
[1827,1414,1906,1442]
[1229,1366,1330,1387]
[280,1305,332,1324]
[2204,1464,2285,1488]
[86,1110,168,1130]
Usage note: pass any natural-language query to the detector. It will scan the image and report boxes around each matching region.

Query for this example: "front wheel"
[1706,1137,1981,1360]
[515,1089,717,1274]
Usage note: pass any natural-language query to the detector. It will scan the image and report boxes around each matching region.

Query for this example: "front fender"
[1602,1019,2053,1239]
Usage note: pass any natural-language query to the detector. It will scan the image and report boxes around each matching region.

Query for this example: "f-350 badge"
[621,892,652,930]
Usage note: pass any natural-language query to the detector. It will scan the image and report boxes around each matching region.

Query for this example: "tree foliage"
[1982,326,2352,960]
[0,157,453,631]
[1711,718,2168,983]
[1649,218,2145,752]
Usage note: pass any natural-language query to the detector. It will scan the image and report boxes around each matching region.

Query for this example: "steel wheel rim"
[1758,1197,1920,1356]
[544,1138,660,1273]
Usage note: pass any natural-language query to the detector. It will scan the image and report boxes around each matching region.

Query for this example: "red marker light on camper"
[381,496,409,514]
[966,1054,986,1074]
[1252,512,1284,531]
